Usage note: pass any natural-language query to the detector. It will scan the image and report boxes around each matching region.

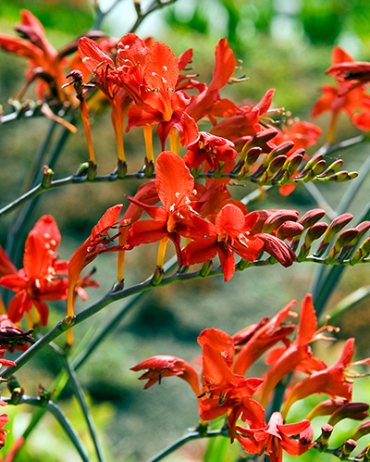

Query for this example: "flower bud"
[328,402,369,427]
[286,150,304,176]
[61,315,76,332]
[350,420,370,441]
[276,221,304,240]
[42,166,54,188]
[74,162,89,177]
[266,155,287,175]
[341,439,357,459]
[319,424,333,450]
[350,237,370,265]
[319,159,344,177]
[299,209,326,229]
[312,160,326,175]
[305,222,328,247]
[297,153,324,178]
[145,157,154,177]
[263,141,294,168]
[322,214,353,245]
[306,399,346,421]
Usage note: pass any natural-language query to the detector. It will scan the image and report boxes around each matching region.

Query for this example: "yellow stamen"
[169,127,180,155]
[143,125,154,163]
[157,237,169,269]
[33,307,40,325]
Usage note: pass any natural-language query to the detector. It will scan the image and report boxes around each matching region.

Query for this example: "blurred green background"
[1,0,370,461]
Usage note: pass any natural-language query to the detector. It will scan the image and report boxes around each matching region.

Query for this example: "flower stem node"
[87,161,97,181]
[61,315,76,332]
[195,421,209,437]
[340,439,357,460]
[41,166,54,188]
[200,260,212,277]
[319,424,333,450]
[151,266,164,286]
[238,258,250,271]
[74,162,89,177]
[111,279,124,293]
[117,159,127,179]
[37,384,54,407]
[7,376,24,405]
[144,157,154,178]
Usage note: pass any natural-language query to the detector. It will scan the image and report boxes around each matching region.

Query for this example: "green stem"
[0,254,360,380]
[3,396,91,462]
[145,430,224,462]
[62,357,106,462]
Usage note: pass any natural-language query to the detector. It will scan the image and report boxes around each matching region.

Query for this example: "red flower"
[273,121,322,154]
[237,412,314,462]
[0,413,9,448]
[259,294,327,407]
[0,246,17,277]
[232,300,297,375]
[130,355,201,397]
[183,132,237,173]
[198,328,265,441]
[312,46,370,142]
[281,337,367,419]
[182,204,264,281]
[127,152,207,266]
[67,205,123,320]
[0,216,68,326]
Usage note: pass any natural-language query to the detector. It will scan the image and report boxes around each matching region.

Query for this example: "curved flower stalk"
[67,204,123,342]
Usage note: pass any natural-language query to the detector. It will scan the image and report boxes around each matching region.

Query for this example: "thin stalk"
[145,430,224,462]
[0,254,358,380]
[62,357,106,462]
[130,0,179,33]
[3,396,91,462]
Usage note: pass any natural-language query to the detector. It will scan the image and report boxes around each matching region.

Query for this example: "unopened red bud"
[262,209,299,234]
[117,159,127,179]
[276,221,304,240]
[350,420,370,441]
[267,155,287,175]
[334,228,359,254]
[299,209,326,229]
[341,439,357,459]
[319,424,333,449]
[300,424,314,446]
[328,402,369,427]
[306,399,347,420]
[322,214,353,244]
[356,221,370,238]
[200,260,213,277]
[357,444,370,460]
[42,166,54,188]
[151,266,164,286]
[305,222,328,247]
[263,141,294,168]
[286,150,304,176]
[245,146,263,165]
